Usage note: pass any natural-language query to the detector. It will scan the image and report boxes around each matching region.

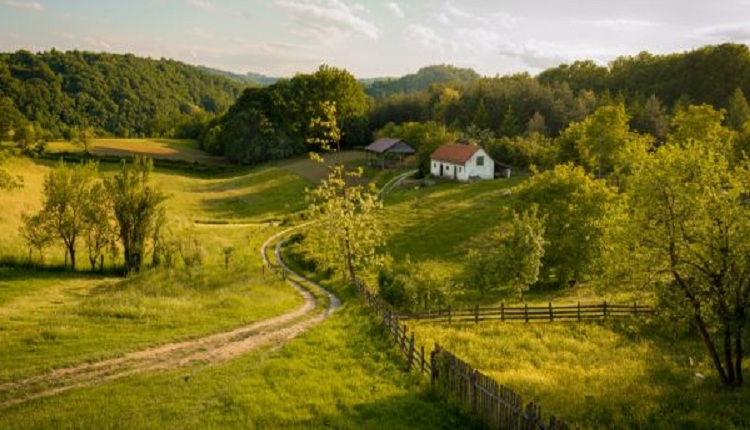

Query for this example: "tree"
[464,206,546,297]
[515,164,616,286]
[106,157,167,273]
[559,103,652,180]
[305,165,383,283]
[526,111,547,136]
[307,100,341,152]
[667,104,735,154]
[0,151,22,190]
[629,139,750,388]
[20,213,53,263]
[35,160,98,270]
[499,104,522,137]
[375,121,456,176]
[727,87,750,131]
[82,182,116,271]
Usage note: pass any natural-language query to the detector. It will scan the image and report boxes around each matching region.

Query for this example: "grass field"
[46,138,230,166]
[410,319,750,429]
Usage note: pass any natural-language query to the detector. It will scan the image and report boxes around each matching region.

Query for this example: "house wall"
[430,160,465,179]
[464,149,494,180]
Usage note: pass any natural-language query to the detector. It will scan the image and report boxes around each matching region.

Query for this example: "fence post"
[604,300,608,317]
[430,344,440,384]
[634,301,638,317]
[407,332,415,371]
[501,302,505,322]
[549,301,553,322]
[577,301,581,322]
[524,302,529,323]
[470,369,479,411]
[475,304,479,324]
[420,344,426,374]
[448,306,452,324]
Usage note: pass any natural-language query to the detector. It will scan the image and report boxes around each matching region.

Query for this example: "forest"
[0,50,243,141]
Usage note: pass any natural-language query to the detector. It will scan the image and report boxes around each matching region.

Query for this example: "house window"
[476,156,484,166]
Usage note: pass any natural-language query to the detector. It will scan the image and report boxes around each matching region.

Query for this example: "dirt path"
[0,225,339,409]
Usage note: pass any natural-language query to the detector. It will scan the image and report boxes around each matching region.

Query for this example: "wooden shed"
[365,138,416,168]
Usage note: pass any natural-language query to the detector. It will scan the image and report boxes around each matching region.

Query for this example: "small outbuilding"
[430,144,495,181]
[365,137,416,168]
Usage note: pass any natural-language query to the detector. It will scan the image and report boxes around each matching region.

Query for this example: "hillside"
[0,50,245,139]
[365,64,480,98]
[198,66,280,86]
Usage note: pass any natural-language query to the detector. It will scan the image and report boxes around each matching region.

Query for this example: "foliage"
[208,65,369,164]
[463,206,545,298]
[0,150,23,190]
[365,64,479,99]
[378,256,456,312]
[727,87,750,131]
[305,165,384,282]
[375,121,456,176]
[557,103,652,180]
[515,164,616,286]
[106,157,167,273]
[24,160,99,270]
[628,139,750,388]
[81,181,117,271]
[667,104,735,154]
[0,50,241,139]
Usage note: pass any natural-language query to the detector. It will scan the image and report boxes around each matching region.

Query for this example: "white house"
[430,144,494,181]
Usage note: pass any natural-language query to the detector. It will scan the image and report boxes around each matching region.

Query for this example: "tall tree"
[305,165,383,283]
[629,139,750,388]
[106,157,167,273]
[727,87,750,131]
[35,161,98,270]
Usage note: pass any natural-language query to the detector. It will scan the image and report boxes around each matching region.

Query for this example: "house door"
[439,164,443,176]
[454,166,458,180]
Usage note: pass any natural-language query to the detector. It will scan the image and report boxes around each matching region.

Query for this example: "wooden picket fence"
[354,279,570,430]
[400,301,654,324]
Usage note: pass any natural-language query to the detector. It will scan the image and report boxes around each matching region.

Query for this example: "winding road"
[0,224,339,409]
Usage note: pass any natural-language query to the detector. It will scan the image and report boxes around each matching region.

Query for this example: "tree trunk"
[736,324,744,387]
[694,312,731,387]
[724,326,736,386]
[69,247,76,270]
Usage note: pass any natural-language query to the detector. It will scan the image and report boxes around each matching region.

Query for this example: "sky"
[1,0,749,78]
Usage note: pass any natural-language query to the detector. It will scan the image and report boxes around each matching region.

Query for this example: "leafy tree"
[106,157,167,273]
[558,103,652,180]
[375,121,456,176]
[82,182,116,271]
[515,164,616,286]
[526,111,547,136]
[0,151,22,190]
[305,165,383,283]
[668,104,735,155]
[34,161,98,270]
[727,87,750,131]
[629,139,750,388]
[378,257,455,312]
[464,206,546,298]
[0,96,26,141]
[307,100,341,151]
[19,213,53,263]
[499,104,522,137]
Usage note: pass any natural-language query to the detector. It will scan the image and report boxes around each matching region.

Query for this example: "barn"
[430,144,495,181]
[364,137,416,168]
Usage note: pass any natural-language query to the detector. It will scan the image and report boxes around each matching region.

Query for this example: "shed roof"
[431,144,481,165]
[365,138,414,154]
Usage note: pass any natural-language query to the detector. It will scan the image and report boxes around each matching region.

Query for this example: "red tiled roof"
[431,144,480,164]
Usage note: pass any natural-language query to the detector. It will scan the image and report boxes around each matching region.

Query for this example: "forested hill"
[198,66,280,87]
[0,50,244,139]
[538,43,750,108]
[365,64,480,98]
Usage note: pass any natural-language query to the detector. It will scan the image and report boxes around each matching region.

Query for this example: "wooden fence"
[401,301,654,324]
[354,279,570,430]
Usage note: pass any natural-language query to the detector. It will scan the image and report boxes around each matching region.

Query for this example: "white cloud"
[405,24,448,53]
[444,2,471,19]
[692,23,750,42]
[586,19,657,29]
[276,0,380,41]
[386,2,403,19]
[85,37,112,51]
[4,0,44,11]
[186,0,213,11]
[436,12,450,25]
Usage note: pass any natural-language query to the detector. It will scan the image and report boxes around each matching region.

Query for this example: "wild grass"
[0,227,303,383]
[46,138,223,165]
[410,318,750,429]
[0,278,478,430]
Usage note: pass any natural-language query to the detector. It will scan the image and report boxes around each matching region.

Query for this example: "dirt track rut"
[0,224,338,409]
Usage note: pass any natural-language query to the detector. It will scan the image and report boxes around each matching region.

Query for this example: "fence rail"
[354,279,570,430]
[400,301,654,324]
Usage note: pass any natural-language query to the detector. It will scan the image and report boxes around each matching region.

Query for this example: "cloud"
[386,2,403,18]
[4,0,44,11]
[587,19,657,29]
[405,24,450,53]
[186,0,213,11]
[275,0,380,41]
[693,23,750,42]
[85,37,112,51]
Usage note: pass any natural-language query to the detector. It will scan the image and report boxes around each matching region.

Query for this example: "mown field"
[0,150,476,429]
[46,138,231,166]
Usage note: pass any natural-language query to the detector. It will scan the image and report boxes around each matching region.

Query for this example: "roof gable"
[366,137,404,153]
[431,144,481,164]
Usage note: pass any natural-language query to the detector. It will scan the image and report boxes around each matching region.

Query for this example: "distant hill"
[199,66,280,86]
[0,50,244,139]
[365,64,480,98]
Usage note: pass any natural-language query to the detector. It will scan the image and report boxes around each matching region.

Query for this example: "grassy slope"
[378,177,749,428]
